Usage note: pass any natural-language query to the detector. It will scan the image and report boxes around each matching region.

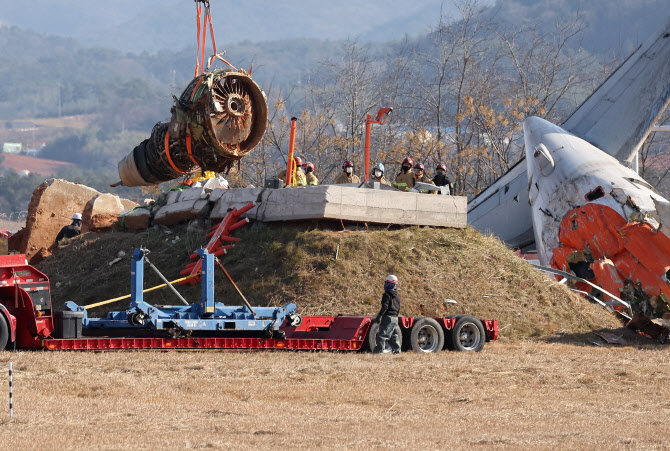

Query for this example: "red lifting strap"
[195,4,202,77]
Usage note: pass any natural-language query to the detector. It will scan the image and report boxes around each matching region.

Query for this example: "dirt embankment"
[36,221,620,339]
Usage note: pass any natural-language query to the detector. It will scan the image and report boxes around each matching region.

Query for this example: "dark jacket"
[377,290,400,317]
[56,222,81,243]
[432,173,453,194]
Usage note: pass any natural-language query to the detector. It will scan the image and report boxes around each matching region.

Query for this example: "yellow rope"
[82,273,201,310]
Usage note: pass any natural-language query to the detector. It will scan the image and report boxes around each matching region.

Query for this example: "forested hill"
[488,0,668,58]
[0,0,449,53]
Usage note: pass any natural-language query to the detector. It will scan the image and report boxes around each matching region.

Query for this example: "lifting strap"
[195,3,202,76]
[185,125,200,167]
[164,130,188,174]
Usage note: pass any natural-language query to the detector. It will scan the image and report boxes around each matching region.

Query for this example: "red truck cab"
[0,254,54,349]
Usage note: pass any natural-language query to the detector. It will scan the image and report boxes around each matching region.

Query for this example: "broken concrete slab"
[209,188,265,220]
[153,199,210,226]
[118,207,151,230]
[119,198,139,210]
[82,193,126,232]
[8,179,100,264]
[211,186,467,227]
[178,186,209,203]
[209,187,227,203]
[166,189,182,205]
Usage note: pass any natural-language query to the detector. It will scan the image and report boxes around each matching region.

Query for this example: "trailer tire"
[450,315,485,352]
[0,315,8,351]
[410,317,444,353]
[364,321,402,352]
[444,315,461,351]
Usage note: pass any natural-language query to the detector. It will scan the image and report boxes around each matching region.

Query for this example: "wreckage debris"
[524,116,670,323]
[117,69,267,187]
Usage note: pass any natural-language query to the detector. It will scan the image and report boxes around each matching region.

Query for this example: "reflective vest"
[393,170,415,191]
[306,173,319,185]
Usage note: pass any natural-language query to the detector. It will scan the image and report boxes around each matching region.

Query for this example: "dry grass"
[0,342,669,449]
[36,223,621,339]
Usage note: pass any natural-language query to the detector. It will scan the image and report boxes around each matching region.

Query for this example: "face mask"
[402,165,410,173]
[346,167,353,174]
[384,281,397,291]
[374,170,382,178]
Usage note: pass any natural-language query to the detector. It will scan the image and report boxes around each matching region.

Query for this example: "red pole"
[364,114,372,182]
[285,117,297,187]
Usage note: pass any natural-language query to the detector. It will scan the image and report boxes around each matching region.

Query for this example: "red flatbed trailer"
[0,254,498,353]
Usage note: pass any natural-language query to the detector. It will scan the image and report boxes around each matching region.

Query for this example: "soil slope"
[36,222,621,339]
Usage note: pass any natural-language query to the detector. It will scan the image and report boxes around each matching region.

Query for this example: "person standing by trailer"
[372,274,402,354]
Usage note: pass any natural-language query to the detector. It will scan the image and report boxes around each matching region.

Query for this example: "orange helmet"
[303,162,315,172]
[342,160,354,169]
[294,157,304,166]
[402,157,413,167]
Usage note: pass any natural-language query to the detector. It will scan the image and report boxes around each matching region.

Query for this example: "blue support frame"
[199,248,215,315]
[130,248,145,309]
[66,248,296,334]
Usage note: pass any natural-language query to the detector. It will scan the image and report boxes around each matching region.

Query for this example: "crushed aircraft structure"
[468,16,670,249]
[525,116,670,318]
[117,69,267,187]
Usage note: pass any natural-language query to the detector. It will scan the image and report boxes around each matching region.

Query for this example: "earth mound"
[36,222,620,339]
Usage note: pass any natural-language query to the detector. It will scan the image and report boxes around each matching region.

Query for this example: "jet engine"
[117,69,267,186]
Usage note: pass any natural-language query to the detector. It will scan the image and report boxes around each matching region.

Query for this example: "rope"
[82,272,201,310]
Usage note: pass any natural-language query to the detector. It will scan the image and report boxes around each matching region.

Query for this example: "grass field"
[1,341,669,449]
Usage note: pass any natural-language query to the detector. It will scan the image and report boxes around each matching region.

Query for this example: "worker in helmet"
[303,162,319,186]
[413,163,437,194]
[335,160,360,184]
[278,157,307,186]
[371,275,402,354]
[56,213,82,244]
[432,163,453,195]
[393,157,415,191]
[371,163,389,185]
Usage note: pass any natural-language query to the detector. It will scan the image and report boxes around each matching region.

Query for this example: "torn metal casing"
[118,69,268,186]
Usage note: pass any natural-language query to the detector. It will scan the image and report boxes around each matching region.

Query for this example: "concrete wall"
[209,185,466,228]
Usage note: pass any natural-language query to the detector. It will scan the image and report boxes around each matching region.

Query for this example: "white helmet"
[72,213,82,220]
[385,274,398,284]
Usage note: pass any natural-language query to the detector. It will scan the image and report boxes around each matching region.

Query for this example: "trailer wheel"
[450,315,485,352]
[0,315,8,351]
[410,317,444,353]
[364,321,402,352]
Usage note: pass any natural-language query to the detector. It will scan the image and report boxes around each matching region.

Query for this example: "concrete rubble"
[83,193,129,232]
[8,179,137,264]
[141,184,467,229]
[8,178,467,264]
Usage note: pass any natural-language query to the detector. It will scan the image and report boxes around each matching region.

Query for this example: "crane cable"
[194,0,236,76]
